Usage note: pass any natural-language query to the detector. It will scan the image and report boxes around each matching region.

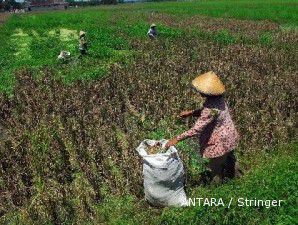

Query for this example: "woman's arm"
[177,108,214,141]
[180,108,203,118]
[179,110,194,118]
[192,108,202,117]
[166,108,214,148]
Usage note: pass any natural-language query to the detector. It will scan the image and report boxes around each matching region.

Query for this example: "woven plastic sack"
[136,139,187,207]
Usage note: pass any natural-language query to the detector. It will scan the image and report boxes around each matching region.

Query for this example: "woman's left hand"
[165,138,179,148]
[179,110,193,118]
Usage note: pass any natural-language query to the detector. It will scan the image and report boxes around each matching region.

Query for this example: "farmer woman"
[79,30,88,57]
[147,24,158,40]
[165,71,240,183]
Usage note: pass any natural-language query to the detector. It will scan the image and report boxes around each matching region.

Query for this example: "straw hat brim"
[79,31,86,36]
[191,71,225,96]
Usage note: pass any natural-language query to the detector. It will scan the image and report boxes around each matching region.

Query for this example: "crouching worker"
[147,24,158,40]
[165,71,241,184]
[79,30,88,57]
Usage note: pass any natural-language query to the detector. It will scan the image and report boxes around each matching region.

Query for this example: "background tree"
[3,0,22,11]
[102,0,117,5]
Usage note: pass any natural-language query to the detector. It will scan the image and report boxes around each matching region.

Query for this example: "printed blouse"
[177,97,239,158]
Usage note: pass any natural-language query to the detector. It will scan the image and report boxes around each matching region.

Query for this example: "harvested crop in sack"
[146,142,163,155]
[58,51,71,60]
[136,139,188,207]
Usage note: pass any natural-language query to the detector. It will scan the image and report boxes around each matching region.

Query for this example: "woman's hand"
[179,110,193,118]
[165,138,179,148]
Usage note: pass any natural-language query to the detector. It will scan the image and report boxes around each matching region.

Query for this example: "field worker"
[147,24,158,40]
[79,30,88,56]
[165,71,241,184]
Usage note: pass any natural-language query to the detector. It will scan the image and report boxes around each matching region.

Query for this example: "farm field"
[0,0,297,224]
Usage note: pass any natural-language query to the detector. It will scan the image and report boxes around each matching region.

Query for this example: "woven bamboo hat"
[191,71,225,96]
[150,23,157,28]
[79,31,86,36]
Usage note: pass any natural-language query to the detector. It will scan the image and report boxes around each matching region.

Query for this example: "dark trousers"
[201,151,242,184]
[80,49,87,55]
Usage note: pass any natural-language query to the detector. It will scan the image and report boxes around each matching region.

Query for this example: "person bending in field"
[79,30,88,57]
[165,71,242,184]
[147,24,158,40]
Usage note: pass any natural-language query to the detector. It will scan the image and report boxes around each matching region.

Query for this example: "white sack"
[58,51,71,60]
[136,139,187,207]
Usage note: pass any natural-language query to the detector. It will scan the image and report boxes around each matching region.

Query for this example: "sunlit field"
[0,1,297,224]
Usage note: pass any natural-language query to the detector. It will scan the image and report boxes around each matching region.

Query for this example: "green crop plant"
[0,1,297,224]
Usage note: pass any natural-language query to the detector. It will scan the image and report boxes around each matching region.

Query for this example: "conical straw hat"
[191,71,225,96]
[150,23,156,28]
[79,30,86,36]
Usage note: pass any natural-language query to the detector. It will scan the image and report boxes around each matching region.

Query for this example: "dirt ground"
[0,12,10,24]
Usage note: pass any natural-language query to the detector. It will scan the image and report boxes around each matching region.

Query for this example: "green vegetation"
[0,1,297,224]
[0,8,186,94]
[138,0,298,26]
[0,10,134,93]
[160,143,298,225]
[1,143,297,224]
[1,0,297,94]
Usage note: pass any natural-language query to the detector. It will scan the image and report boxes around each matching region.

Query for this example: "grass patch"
[138,0,298,26]
[1,1,297,94]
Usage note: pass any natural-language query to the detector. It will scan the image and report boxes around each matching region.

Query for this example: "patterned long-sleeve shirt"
[147,28,158,38]
[176,97,239,158]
